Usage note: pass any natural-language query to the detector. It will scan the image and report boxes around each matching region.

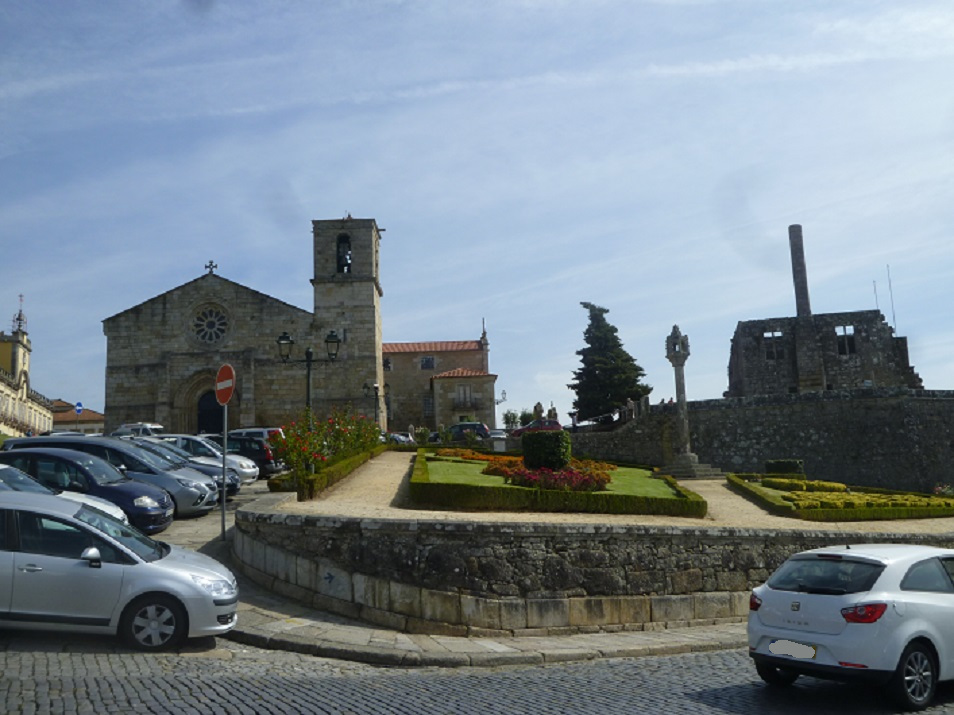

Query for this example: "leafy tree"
[568,302,652,421]
[502,409,520,430]
[518,408,534,426]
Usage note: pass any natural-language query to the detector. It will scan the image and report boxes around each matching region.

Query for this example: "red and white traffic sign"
[215,363,236,406]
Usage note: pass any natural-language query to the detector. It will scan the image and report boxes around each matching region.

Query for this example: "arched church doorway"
[197,390,223,434]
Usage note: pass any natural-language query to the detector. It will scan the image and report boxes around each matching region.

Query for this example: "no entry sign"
[215,364,236,406]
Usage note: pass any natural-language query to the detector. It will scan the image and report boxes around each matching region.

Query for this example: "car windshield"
[768,555,885,595]
[0,465,53,493]
[69,452,129,485]
[194,438,223,458]
[124,441,182,469]
[75,505,166,562]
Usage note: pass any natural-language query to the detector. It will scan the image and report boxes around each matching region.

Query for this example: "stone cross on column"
[665,325,691,455]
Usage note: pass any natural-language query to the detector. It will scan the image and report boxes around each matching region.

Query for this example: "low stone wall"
[232,492,954,637]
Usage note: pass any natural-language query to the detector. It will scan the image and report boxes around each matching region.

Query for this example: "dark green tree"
[568,302,652,421]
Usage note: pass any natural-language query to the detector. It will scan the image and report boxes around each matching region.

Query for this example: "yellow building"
[0,303,52,437]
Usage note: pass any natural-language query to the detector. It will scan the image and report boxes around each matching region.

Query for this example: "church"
[102,216,498,435]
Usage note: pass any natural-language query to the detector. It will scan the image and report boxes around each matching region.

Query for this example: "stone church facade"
[102,216,497,435]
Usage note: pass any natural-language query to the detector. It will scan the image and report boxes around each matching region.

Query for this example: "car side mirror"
[81,546,102,568]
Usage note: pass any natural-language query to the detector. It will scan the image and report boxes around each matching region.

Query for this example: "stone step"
[660,463,727,480]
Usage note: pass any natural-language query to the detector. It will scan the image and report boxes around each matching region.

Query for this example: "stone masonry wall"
[572,388,954,492]
[233,492,954,637]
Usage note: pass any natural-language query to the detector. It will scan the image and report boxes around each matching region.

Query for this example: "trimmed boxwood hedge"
[727,473,954,522]
[409,450,707,517]
[268,444,390,500]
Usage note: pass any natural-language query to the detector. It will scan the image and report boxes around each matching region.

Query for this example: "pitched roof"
[103,273,309,324]
[383,341,482,353]
[51,399,105,426]
[432,368,496,379]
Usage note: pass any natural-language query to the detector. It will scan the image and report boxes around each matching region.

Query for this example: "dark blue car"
[0,447,174,534]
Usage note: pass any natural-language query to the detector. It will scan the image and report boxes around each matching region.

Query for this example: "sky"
[2,0,953,426]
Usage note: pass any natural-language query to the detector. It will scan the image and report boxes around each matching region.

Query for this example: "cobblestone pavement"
[5,635,954,714]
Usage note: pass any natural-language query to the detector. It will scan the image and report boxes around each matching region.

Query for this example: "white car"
[748,543,954,710]
[0,492,237,650]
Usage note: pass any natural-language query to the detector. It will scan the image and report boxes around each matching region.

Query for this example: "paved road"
[5,633,954,714]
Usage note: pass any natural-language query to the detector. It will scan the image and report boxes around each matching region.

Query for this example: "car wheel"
[755,661,799,686]
[888,642,937,711]
[120,594,188,651]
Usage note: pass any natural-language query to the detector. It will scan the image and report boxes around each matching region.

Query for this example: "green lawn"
[425,459,673,497]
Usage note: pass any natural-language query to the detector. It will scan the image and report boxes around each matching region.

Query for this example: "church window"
[836,325,856,355]
[420,356,435,370]
[193,306,228,344]
[423,395,434,417]
[336,235,352,273]
[763,330,784,360]
[383,358,392,372]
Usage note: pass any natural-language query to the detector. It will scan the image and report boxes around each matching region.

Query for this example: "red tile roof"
[383,341,482,353]
[433,368,495,379]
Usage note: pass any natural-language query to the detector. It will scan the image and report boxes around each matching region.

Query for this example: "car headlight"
[192,574,237,599]
[133,495,160,508]
[176,478,203,490]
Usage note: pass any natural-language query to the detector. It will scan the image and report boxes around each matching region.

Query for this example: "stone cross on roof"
[205,260,218,274]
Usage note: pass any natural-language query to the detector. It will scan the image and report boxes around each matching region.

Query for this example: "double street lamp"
[276,330,341,409]
[363,381,390,424]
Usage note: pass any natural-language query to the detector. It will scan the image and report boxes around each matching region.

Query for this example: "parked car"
[511,419,562,437]
[111,422,165,437]
[387,432,414,445]
[447,422,491,442]
[0,491,237,650]
[0,462,129,524]
[206,434,284,477]
[161,434,259,483]
[0,448,173,534]
[228,427,284,443]
[488,429,508,440]
[125,437,241,497]
[748,543,954,710]
[2,436,218,518]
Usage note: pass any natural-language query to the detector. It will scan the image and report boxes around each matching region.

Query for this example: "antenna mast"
[886,265,897,332]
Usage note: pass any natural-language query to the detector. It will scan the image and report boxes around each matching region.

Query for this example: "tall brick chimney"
[789,224,812,318]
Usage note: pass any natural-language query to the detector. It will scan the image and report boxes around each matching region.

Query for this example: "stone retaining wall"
[233,492,954,637]
[572,388,954,492]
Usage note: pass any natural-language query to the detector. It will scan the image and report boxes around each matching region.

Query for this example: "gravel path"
[280,451,954,535]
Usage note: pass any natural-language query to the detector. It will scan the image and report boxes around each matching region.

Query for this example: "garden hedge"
[726,473,954,522]
[409,450,707,517]
[268,443,389,500]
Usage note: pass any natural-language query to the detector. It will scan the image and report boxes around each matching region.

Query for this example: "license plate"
[769,639,816,659]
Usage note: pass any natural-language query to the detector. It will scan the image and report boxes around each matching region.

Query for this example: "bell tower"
[312,216,385,426]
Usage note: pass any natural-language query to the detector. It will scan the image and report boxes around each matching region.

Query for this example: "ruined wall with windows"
[574,224,951,492]
[726,310,922,398]
[725,224,922,398]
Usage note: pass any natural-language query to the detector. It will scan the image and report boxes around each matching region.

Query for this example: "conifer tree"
[568,302,651,421]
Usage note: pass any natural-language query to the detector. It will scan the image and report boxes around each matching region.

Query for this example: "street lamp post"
[276,330,341,409]
[363,382,391,427]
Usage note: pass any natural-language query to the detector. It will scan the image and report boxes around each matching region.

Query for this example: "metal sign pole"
[221,403,227,541]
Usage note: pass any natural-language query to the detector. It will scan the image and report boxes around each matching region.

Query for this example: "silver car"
[2,436,218,517]
[0,492,237,649]
[159,434,260,484]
